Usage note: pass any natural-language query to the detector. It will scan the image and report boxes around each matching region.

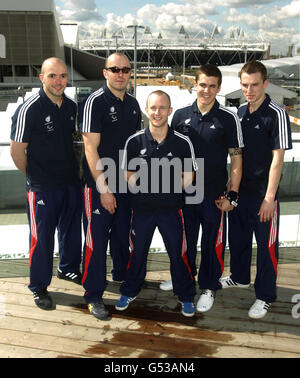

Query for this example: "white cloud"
[219,0,275,7]
[276,0,300,18]
[137,2,218,37]
[223,1,299,53]
[225,1,299,31]
[57,0,103,22]
[56,0,298,55]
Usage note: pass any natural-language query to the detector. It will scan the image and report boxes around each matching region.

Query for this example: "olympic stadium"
[78,23,270,67]
[0,0,300,359]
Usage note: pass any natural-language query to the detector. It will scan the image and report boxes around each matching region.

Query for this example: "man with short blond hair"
[115,90,197,317]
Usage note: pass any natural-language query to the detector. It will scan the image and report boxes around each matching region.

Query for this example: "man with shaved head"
[79,52,142,320]
[10,57,82,310]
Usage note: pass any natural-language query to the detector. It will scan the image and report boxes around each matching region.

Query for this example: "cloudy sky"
[54,0,300,55]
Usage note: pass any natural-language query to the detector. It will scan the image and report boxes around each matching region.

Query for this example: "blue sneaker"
[115,295,136,311]
[181,302,195,317]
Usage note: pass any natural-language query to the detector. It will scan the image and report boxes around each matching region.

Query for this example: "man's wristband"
[225,190,239,207]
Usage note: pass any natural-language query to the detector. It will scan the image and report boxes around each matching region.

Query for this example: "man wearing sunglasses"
[79,52,142,320]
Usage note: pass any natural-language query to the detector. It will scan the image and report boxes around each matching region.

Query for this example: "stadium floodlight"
[179,26,189,87]
[127,24,145,97]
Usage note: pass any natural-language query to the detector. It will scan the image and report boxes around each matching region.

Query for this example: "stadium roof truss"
[79,28,270,69]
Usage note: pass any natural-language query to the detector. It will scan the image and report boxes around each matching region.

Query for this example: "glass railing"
[1,142,300,211]
[1,143,299,261]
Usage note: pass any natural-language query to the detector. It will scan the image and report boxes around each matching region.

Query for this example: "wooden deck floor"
[0,248,299,359]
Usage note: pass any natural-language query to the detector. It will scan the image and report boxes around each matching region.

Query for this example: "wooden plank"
[0,254,299,359]
[1,329,296,359]
[1,274,299,327]
[1,284,300,354]
[0,329,166,358]
[1,302,300,358]
[0,246,299,278]
[2,290,298,338]
[1,305,299,358]
[1,260,299,288]
[0,343,90,358]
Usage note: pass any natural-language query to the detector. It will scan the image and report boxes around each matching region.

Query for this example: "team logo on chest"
[109,106,118,123]
[181,118,191,133]
[139,148,147,164]
[44,115,54,132]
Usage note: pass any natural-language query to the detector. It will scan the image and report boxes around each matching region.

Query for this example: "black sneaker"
[88,300,110,320]
[33,289,53,310]
[57,268,82,285]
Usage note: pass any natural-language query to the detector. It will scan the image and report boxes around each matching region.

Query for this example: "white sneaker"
[248,299,271,319]
[159,279,173,291]
[219,275,250,289]
[196,290,215,313]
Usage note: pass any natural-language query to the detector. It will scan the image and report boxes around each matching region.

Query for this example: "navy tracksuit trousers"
[183,197,226,291]
[120,210,195,303]
[26,182,82,293]
[228,195,279,303]
[82,186,131,303]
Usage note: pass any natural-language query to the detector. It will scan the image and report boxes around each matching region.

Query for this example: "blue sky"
[55,0,300,55]
[100,0,169,15]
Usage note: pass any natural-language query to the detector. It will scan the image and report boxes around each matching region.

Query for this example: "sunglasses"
[105,66,131,74]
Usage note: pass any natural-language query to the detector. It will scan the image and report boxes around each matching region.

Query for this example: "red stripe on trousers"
[178,209,194,280]
[268,200,278,276]
[82,186,94,285]
[127,210,134,270]
[215,209,224,273]
[27,191,38,269]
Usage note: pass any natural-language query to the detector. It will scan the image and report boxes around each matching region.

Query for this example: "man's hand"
[100,192,117,214]
[258,197,275,222]
[215,197,234,212]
